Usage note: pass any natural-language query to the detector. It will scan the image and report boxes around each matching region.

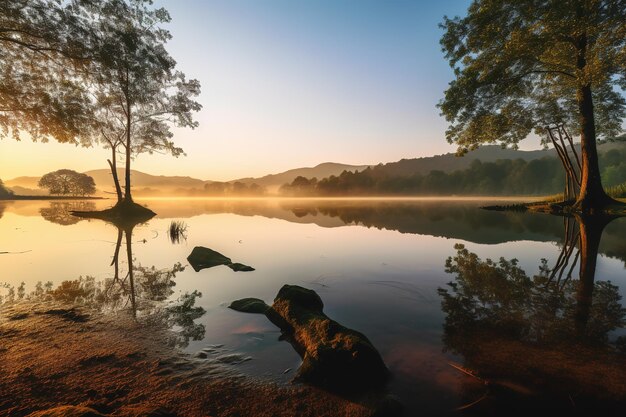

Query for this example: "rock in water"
[228,262,255,272]
[231,285,389,392]
[186,246,232,272]
[229,298,270,314]
[187,246,255,273]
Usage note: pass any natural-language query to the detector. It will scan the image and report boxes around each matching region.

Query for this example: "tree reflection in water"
[100,220,206,348]
[10,217,206,349]
[39,201,97,225]
[438,214,626,414]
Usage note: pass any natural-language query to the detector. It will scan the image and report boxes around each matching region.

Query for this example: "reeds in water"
[168,220,188,244]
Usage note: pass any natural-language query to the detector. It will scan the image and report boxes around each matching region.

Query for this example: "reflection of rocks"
[187,246,254,273]
[230,285,389,392]
[40,202,96,225]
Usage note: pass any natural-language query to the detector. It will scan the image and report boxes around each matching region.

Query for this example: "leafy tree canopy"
[0,0,96,143]
[38,169,96,196]
[80,0,202,202]
[439,0,626,154]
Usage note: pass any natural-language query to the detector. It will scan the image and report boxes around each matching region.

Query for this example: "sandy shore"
[0,301,394,417]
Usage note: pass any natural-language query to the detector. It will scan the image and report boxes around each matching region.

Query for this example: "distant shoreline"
[0,196,106,201]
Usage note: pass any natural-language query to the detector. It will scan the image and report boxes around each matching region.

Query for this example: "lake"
[1,198,625,416]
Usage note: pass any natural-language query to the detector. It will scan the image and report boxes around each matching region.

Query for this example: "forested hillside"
[280,144,626,196]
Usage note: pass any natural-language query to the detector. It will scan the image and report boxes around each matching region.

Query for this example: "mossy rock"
[230,284,389,392]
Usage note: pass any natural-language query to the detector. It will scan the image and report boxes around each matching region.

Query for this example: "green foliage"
[1,1,201,202]
[0,0,95,143]
[37,169,96,196]
[280,148,626,196]
[0,179,14,198]
[606,183,626,199]
[86,0,202,158]
[439,0,626,153]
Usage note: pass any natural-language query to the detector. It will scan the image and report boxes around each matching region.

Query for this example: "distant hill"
[84,169,206,191]
[4,176,41,189]
[376,141,625,177]
[230,162,371,192]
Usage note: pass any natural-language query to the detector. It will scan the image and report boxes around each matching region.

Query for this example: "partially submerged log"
[230,285,389,392]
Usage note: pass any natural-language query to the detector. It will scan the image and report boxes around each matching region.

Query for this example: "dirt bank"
[0,302,392,417]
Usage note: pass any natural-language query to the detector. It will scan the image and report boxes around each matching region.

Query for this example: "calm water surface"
[1,198,624,415]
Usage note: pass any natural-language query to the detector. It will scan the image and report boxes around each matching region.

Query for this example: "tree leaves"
[439,0,626,152]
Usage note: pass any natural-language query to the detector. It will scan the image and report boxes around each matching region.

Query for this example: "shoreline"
[0,301,392,417]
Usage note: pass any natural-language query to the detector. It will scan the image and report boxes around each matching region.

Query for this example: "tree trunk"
[124,85,133,203]
[124,121,132,203]
[572,28,617,213]
[574,84,613,213]
[107,147,123,203]
[125,227,136,318]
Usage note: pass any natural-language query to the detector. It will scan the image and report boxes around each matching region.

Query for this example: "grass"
[168,220,188,244]
[606,182,626,199]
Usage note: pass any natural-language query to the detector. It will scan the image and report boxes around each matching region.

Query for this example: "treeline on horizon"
[0,180,13,198]
[280,148,626,197]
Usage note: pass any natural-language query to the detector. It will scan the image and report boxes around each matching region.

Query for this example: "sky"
[0,0,546,181]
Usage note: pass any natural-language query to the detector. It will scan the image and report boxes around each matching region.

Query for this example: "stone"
[229,298,270,314]
[186,246,232,272]
[230,284,389,392]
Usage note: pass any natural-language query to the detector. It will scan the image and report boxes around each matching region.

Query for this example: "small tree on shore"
[38,169,96,196]
[86,0,201,207]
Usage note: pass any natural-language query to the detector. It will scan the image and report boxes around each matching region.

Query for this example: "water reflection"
[39,202,96,226]
[132,199,626,263]
[102,219,207,348]
[438,214,626,413]
[1,214,207,349]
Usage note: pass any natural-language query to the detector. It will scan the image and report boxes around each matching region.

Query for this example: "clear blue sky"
[3,0,545,180]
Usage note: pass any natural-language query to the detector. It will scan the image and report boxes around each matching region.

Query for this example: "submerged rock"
[187,246,254,273]
[230,284,389,392]
[229,298,270,314]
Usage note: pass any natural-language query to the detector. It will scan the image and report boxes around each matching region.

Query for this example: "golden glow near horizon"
[0,0,542,182]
